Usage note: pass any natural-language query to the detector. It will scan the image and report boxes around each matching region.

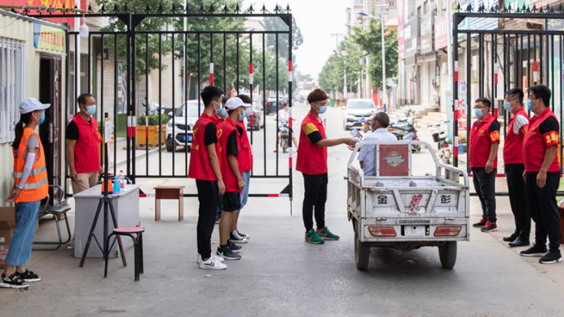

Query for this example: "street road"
[1,105,564,317]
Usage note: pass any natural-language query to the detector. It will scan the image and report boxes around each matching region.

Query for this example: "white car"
[165,100,204,152]
[343,99,377,130]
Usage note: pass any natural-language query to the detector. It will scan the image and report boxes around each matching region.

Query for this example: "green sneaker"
[305,229,324,244]
[317,227,340,240]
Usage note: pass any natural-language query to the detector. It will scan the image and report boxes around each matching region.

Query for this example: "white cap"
[225,97,251,110]
[19,98,50,114]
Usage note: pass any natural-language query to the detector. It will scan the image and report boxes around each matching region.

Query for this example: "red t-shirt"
[470,114,500,168]
[523,107,561,173]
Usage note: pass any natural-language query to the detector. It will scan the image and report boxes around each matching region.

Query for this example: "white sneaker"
[197,254,225,264]
[199,256,227,270]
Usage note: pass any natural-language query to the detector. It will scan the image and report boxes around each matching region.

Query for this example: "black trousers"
[505,164,531,240]
[196,180,218,259]
[526,172,561,252]
[302,173,328,232]
[472,167,497,222]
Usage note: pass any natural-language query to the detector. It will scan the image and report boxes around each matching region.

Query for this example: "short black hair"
[475,97,491,109]
[529,85,551,107]
[505,88,524,104]
[373,112,390,128]
[237,94,252,104]
[200,85,224,107]
[77,93,94,106]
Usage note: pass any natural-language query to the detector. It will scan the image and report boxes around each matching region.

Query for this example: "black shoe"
[0,273,29,289]
[217,245,241,260]
[16,270,41,283]
[539,251,563,264]
[503,232,519,242]
[509,237,530,248]
[228,240,242,252]
[520,244,548,257]
[473,218,487,228]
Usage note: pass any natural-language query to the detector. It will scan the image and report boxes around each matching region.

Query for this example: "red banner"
[10,0,87,27]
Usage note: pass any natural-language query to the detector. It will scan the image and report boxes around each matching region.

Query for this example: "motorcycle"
[428,122,452,164]
[389,117,421,153]
[279,124,290,154]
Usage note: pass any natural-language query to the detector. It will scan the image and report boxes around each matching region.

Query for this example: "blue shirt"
[358,128,397,176]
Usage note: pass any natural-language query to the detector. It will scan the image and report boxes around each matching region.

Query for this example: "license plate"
[404,226,426,237]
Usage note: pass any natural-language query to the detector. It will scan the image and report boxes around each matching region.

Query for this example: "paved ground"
[2,105,564,317]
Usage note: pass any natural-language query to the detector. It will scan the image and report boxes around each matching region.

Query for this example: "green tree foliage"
[264,16,303,61]
[318,18,398,93]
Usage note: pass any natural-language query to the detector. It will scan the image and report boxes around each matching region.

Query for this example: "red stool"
[105,226,145,281]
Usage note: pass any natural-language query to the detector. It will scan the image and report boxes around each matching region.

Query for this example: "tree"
[351,19,399,89]
[264,16,303,61]
[318,35,363,94]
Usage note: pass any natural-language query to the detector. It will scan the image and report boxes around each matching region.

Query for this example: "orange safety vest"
[12,127,49,203]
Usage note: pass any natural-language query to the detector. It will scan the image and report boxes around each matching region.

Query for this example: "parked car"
[247,93,264,131]
[265,96,288,115]
[343,99,377,130]
[165,100,203,152]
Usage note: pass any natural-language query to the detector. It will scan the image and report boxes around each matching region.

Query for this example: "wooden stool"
[154,186,185,221]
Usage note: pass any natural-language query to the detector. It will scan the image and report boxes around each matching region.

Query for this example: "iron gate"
[22,4,294,200]
[452,4,564,194]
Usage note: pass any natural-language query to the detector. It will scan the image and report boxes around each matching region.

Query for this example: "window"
[0,38,25,144]
[354,0,363,4]
[389,1,395,7]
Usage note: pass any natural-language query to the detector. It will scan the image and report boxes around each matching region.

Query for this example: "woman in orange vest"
[1,98,50,289]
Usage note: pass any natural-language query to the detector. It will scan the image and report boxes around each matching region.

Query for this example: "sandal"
[17,270,41,283]
[0,273,29,289]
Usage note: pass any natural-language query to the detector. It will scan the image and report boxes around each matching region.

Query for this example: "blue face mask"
[239,112,245,122]
[318,106,327,114]
[216,107,228,118]
[526,99,534,112]
[86,105,96,116]
[503,101,512,112]
[474,108,483,118]
[38,112,45,125]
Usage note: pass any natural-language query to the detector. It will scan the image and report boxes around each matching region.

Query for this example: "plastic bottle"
[118,170,125,189]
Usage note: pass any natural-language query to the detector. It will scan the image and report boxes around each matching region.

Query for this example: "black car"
[265,96,288,115]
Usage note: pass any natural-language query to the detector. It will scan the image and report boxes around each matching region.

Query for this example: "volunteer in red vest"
[502,88,531,247]
[188,85,227,270]
[228,94,254,244]
[520,85,562,264]
[66,93,102,194]
[215,96,228,223]
[216,97,250,260]
[470,97,500,233]
[296,88,355,244]
[2,98,50,289]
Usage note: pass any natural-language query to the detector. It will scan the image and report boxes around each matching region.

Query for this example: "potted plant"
[136,114,169,148]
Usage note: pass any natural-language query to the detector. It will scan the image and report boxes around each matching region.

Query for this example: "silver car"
[343,99,376,130]
[165,100,204,152]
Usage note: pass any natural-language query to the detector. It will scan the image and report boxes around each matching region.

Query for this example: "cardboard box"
[0,207,16,245]
[0,245,8,268]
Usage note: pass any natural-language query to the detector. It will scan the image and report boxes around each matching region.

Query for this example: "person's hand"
[70,169,78,182]
[343,137,356,147]
[238,178,246,189]
[218,180,226,196]
[6,186,20,203]
[485,160,494,173]
[537,171,547,188]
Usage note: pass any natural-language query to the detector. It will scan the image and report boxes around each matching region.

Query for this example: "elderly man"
[358,112,397,176]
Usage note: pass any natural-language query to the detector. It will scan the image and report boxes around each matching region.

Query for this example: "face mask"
[86,105,96,116]
[238,110,245,122]
[38,112,45,125]
[503,101,512,112]
[474,108,483,118]
[318,105,327,114]
[216,107,228,118]
[526,100,534,112]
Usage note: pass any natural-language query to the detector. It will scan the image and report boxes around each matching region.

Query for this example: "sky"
[243,0,350,80]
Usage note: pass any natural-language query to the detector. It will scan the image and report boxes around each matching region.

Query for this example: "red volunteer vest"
[188,114,220,180]
[470,114,500,168]
[503,108,529,165]
[218,118,242,193]
[237,121,253,172]
[297,112,328,175]
[523,108,561,173]
[72,114,101,174]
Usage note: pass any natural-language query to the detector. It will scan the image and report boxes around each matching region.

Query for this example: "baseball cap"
[225,97,251,110]
[19,98,50,114]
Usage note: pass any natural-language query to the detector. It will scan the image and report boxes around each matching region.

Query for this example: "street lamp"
[358,9,387,111]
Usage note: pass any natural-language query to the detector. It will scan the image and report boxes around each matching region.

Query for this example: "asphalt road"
[2,105,564,317]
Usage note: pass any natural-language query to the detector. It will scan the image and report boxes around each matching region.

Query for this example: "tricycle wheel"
[438,241,457,269]
[354,224,370,271]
